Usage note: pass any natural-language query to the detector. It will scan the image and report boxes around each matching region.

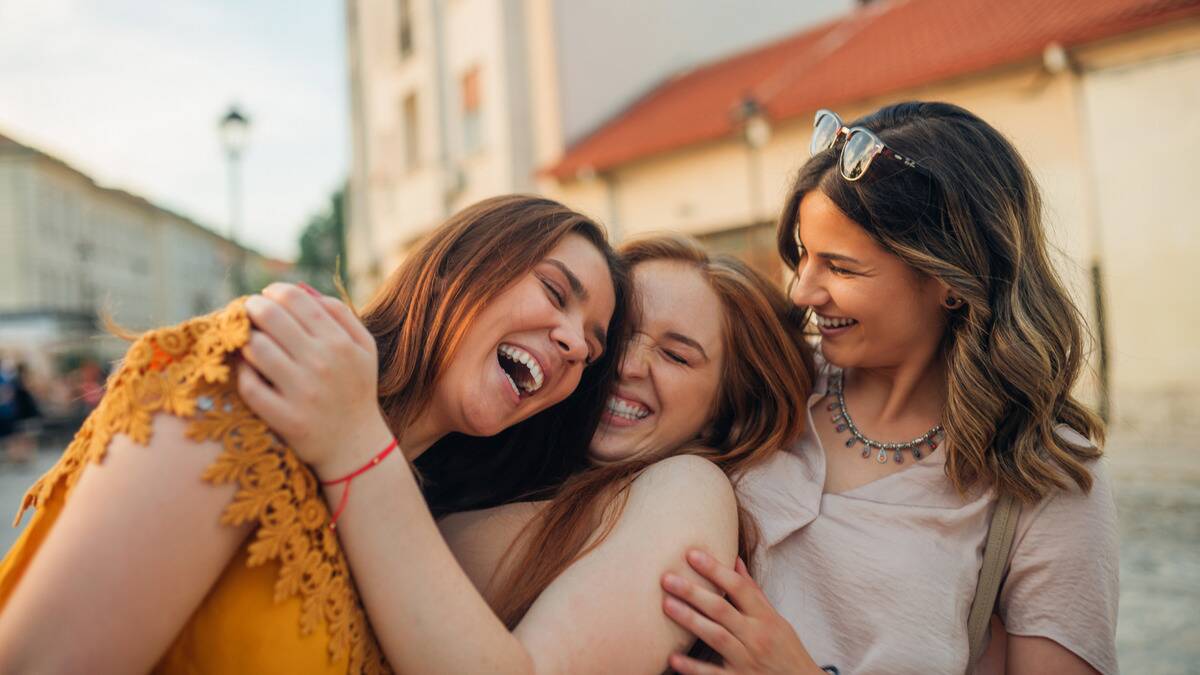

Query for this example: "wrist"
[311,414,397,482]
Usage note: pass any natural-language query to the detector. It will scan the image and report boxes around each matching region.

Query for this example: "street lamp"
[736,95,771,224]
[219,105,251,295]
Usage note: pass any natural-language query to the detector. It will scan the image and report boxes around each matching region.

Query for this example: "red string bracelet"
[320,437,399,530]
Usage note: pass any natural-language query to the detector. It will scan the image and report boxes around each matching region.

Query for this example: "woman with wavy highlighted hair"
[660,102,1119,675]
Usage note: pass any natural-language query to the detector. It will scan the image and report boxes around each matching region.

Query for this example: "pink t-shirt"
[736,362,1119,674]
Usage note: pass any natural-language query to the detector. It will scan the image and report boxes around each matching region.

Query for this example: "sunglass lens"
[841,130,877,181]
[810,113,840,156]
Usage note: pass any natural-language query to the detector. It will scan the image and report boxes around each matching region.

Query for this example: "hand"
[238,283,392,479]
[662,550,823,675]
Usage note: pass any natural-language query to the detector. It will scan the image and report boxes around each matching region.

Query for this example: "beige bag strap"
[966,491,1020,670]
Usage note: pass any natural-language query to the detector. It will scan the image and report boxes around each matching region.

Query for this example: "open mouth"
[604,395,652,422]
[498,343,545,400]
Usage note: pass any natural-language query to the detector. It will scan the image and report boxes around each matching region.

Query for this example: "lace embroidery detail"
[15,300,390,674]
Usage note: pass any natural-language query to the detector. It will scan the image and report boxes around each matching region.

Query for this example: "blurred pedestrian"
[6,363,41,464]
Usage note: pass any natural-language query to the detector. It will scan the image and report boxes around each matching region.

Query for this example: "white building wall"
[1081,47,1200,439]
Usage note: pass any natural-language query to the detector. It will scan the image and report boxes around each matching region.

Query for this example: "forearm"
[320,430,536,674]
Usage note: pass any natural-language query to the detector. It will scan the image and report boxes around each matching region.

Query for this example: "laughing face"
[789,189,947,369]
[588,260,725,463]
[432,233,617,438]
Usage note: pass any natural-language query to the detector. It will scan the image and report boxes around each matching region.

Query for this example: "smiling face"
[433,233,617,438]
[588,260,725,463]
[789,189,947,370]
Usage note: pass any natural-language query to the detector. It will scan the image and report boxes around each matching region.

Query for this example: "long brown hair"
[491,233,814,627]
[777,101,1104,502]
[360,194,633,515]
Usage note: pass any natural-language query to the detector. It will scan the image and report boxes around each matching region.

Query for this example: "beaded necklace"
[827,371,943,464]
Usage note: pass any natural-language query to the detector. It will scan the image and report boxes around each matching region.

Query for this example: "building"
[343,0,1200,441]
[343,0,850,295]
[542,0,1200,441]
[0,131,285,383]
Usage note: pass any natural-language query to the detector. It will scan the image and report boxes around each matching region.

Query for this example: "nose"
[550,317,589,363]
[618,339,650,380]
[788,259,829,308]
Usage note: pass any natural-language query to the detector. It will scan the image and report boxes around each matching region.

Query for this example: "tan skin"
[661,190,1100,675]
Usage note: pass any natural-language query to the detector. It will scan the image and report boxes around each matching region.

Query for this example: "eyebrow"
[546,259,589,302]
[665,331,708,360]
[817,252,864,265]
[546,258,607,353]
[795,234,864,266]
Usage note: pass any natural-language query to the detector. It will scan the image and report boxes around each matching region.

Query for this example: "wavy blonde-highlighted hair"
[491,233,814,628]
[777,101,1103,502]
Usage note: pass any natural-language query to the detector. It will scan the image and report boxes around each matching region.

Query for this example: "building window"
[402,93,420,171]
[461,66,483,155]
[397,0,413,58]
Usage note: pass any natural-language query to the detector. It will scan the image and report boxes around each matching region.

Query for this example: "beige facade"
[0,133,281,372]
[546,20,1200,441]
[345,2,1200,440]
[343,0,848,298]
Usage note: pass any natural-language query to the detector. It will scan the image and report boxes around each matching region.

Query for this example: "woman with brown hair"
[660,102,1119,674]
[0,194,629,674]
[238,234,815,672]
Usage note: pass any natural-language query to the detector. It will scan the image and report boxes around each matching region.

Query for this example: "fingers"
[662,596,747,665]
[662,573,747,638]
[261,283,345,343]
[667,653,728,675]
[241,330,301,395]
[318,296,375,353]
[686,550,765,614]
[236,363,297,435]
[735,557,750,577]
[244,294,313,360]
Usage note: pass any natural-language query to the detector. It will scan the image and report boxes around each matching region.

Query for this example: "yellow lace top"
[0,300,391,674]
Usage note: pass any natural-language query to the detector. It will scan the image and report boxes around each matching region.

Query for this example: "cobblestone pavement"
[1,439,1198,672]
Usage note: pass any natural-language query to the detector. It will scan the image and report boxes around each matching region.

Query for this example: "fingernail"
[297,282,321,298]
[687,550,710,565]
[663,596,686,613]
[662,573,683,590]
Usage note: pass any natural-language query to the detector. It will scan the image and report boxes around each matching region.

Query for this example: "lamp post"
[737,96,771,225]
[219,106,251,295]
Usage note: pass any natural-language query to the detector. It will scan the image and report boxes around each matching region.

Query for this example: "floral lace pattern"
[15,300,390,674]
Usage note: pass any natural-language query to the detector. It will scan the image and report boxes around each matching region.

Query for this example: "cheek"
[659,371,718,439]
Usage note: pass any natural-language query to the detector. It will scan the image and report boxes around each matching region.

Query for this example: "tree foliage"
[296,187,349,295]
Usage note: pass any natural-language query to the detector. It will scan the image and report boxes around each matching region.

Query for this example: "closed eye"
[661,349,689,366]
[540,277,565,307]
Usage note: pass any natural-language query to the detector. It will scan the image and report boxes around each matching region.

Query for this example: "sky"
[0,0,348,260]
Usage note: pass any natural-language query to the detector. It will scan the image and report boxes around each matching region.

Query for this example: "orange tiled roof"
[546,0,1200,180]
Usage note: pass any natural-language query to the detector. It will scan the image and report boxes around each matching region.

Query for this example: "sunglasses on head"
[809,109,927,181]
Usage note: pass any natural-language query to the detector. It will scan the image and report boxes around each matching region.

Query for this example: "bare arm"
[300,416,737,674]
[0,413,250,674]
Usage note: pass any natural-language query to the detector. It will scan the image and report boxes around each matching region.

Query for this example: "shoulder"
[628,454,736,511]
[618,454,738,552]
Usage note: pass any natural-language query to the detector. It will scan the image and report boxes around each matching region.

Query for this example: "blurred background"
[0,0,1197,671]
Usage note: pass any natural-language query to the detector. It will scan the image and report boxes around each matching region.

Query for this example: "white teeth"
[501,370,520,397]
[498,344,544,393]
[606,396,651,420]
[815,314,857,329]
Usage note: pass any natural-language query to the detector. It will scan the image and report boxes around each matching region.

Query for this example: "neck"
[845,348,947,426]
[400,410,449,460]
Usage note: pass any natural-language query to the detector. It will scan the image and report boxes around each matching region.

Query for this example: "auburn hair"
[490,233,814,628]
[360,194,633,514]
[777,101,1104,502]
